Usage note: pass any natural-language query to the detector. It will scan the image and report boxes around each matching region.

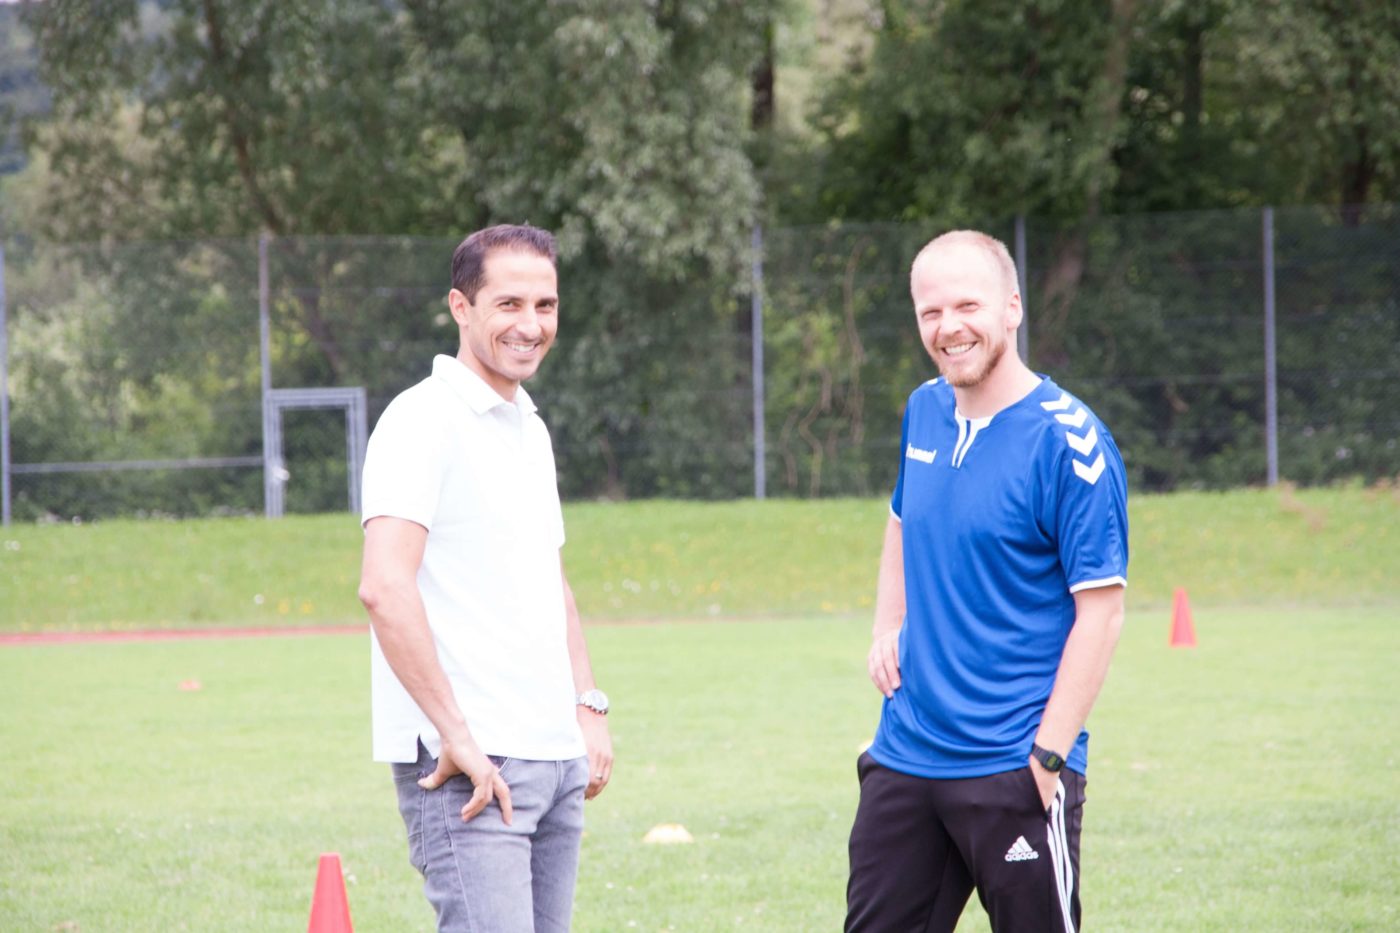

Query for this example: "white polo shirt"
[361,355,585,764]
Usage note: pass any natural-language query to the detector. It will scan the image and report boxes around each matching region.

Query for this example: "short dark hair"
[451,224,558,302]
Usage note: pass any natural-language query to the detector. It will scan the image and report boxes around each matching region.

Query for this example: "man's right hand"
[868,629,902,698]
[418,738,514,825]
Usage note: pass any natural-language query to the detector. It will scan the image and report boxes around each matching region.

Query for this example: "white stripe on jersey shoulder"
[1068,575,1127,593]
[889,503,901,522]
[1040,390,1105,486]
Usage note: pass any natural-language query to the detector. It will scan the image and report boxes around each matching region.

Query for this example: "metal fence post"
[1014,214,1030,364]
[1,243,10,526]
[1263,207,1279,486]
[258,233,276,517]
[751,224,767,500]
[345,387,367,515]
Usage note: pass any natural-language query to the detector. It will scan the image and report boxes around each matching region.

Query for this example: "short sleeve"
[361,393,445,531]
[1047,420,1129,593]
[890,402,912,520]
[540,423,566,550]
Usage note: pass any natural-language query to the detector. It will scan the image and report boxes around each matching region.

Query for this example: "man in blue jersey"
[846,230,1128,933]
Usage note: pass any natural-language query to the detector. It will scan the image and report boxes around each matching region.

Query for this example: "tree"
[11,0,779,510]
[1233,1,1400,222]
[23,0,451,241]
[795,0,1400,224]
[391,0,775,497]
[791,0,1135,224]
[0,5,49,177]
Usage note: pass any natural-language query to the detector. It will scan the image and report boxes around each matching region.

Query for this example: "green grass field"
[2,485,1398,632]
[3,611,1396,931]
[3,488,1399,930]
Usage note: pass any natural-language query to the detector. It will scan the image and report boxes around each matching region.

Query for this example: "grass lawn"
[4,489,1397,928]
[2,607,1397,931]
[2,485,1399,633]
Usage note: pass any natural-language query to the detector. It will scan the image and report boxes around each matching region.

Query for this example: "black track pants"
[846,752,1085,933]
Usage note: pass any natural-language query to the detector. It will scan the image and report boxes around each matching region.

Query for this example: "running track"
[0,615,754,646]
[0,624,367,646]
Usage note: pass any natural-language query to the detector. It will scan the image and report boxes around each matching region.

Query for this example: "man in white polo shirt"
[358,224,612,932]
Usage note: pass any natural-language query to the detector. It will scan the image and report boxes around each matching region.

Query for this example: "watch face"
[581,689,608,712]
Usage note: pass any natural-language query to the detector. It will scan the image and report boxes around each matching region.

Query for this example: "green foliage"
[12,0,780,503]
[786,0,1400,223]
[399,0,769,276]
[1111,1,1257,212]
[5,1,1399,509]
[1270,205,1400,481]
[2,238,265,520]
[2,608,1397,929]
[1230,0,1400,209]
[789,0,1131,224]
[4,204,1396,516]
[393,0,776,498]
[0,5,48,177]
[761,223,943,496]
[1112,1,1400,213]
[1028,205,1400,489]
[23,0,449,239]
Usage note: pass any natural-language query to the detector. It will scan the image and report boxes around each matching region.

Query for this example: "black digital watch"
[1030,742,1066,773]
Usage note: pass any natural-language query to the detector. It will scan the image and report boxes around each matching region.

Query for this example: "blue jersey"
[869,376,1129,779]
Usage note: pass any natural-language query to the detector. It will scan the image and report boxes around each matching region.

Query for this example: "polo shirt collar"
[431,354,537,417]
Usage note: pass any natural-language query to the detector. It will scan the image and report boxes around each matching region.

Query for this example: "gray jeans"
[392,741,590,932]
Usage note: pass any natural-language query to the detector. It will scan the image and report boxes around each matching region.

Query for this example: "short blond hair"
[912,230,1019,297]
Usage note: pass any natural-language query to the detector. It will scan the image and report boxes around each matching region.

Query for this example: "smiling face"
[910,237,1022,390]
[449,248,559,400]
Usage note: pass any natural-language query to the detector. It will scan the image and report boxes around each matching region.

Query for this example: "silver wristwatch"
[576,688,610,715]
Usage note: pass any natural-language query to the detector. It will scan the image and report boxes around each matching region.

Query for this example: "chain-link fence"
[2,205,1397,521]
[1021,206,1400,489]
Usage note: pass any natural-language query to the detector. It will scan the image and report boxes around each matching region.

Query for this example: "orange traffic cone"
[308,853,354,933]
[1169,587,1197,648]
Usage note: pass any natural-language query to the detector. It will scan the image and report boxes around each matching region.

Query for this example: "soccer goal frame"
[262,387,368,518]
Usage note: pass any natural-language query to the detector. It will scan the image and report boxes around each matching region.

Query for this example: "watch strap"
[576,688,609,715]
[1030,742,1066,773]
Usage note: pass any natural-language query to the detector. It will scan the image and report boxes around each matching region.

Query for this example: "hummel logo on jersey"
[1041,392,1104,485]
[1004,836,1039,862]
[1072,452,1105,484]
[1065,424,1097,456]
[906,444,937,464]
[1054,407,1088,430]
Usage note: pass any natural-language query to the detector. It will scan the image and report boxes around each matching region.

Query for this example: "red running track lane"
[0,624,367,646]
